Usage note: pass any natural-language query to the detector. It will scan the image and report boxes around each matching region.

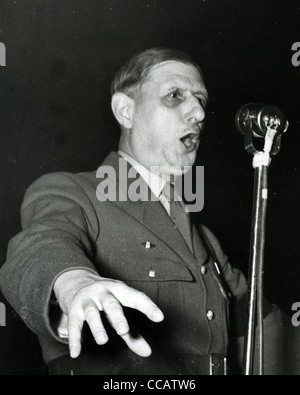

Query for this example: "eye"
[196,96,207,109]
[169,91,181,99]
[163,90,184,107]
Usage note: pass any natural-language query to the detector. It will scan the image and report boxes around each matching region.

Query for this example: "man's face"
[126,60,208,177]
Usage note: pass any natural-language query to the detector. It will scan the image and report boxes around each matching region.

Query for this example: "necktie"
[161,183,194,253]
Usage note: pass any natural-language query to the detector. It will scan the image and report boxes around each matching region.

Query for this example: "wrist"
[53,269,99,312]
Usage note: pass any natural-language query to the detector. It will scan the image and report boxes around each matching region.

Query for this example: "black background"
[0,0,299,374]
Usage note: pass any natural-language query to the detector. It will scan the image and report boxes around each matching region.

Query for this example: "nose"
[185,96,206,124]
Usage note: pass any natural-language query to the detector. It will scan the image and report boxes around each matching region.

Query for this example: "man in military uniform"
[0,48,294,375]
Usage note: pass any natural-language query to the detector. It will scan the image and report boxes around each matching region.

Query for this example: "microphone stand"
[235,104,289,375]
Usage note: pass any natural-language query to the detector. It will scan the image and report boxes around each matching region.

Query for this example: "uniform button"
[149,270,157,278]
[207,310,215,321]
[145,241,151,249]
[201,265,207,275]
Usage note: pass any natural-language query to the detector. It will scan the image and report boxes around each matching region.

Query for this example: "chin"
[167,159,195,178]
[157,152,196,178]
[179,153,197,168]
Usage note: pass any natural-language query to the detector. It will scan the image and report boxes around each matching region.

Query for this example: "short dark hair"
[111,47,203,97]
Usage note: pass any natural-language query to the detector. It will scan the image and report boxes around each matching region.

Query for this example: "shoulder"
[23,170,97,205]
[21,151,121,211]
[24,151,120,196]
[19,170,103,232]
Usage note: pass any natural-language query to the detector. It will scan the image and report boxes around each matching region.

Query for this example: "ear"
[111,92,135,129]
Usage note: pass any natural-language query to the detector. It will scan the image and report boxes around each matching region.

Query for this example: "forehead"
[142,60,207,94]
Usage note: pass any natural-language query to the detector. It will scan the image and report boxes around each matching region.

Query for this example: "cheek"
[150,109,180,137]
[134,104,181,146]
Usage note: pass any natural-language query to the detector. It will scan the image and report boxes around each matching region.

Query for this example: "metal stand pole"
[235,103,289,376]
[243,164,268,375]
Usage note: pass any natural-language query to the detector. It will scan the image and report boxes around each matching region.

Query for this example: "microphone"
[235,103,289,138]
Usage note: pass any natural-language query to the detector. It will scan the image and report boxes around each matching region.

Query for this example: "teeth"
[183,138,192,147]
[181,134,197,148]
[180,133,198,152]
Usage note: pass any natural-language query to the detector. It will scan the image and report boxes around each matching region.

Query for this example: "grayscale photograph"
[0,0,299,377]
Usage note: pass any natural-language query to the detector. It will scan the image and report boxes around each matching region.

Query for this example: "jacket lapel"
[98,151,197,267]
[141,199,197,267]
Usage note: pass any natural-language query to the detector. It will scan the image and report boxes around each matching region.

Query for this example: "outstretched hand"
[53,270,164,359]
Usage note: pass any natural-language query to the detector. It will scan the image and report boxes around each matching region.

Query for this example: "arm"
[0,172,163,357]
[0,172,99,341]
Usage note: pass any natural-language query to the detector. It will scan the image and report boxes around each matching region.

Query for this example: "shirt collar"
[118,150,167,199]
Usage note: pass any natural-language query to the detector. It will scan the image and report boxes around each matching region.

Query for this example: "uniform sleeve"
[0,172,100,343]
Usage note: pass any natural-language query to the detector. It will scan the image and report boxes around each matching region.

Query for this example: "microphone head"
[235,103,288,138]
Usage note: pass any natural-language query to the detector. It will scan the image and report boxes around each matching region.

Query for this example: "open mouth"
[180,133,199,153]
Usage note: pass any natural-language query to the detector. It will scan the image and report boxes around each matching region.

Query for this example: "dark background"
[0,0,299,374]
